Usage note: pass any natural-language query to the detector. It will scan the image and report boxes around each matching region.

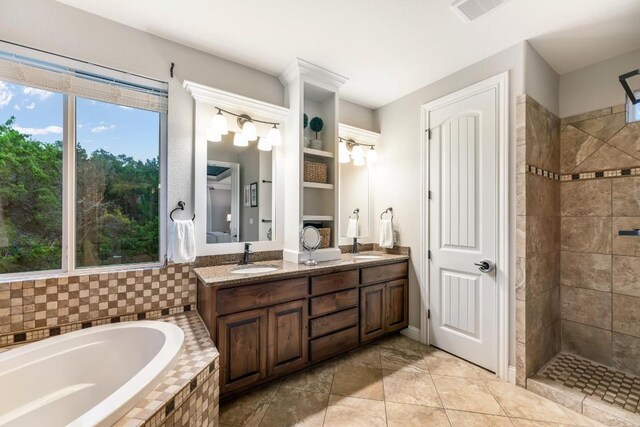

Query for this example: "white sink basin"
[231,266,279,274]
[353,255,383,260]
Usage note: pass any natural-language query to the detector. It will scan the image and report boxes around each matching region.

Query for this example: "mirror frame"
[185,81,288,256]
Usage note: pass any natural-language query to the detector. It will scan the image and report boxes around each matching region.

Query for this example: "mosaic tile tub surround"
[0,263,196,347]
[112,311,219,427]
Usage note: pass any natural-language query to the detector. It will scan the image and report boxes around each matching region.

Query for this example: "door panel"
[428,87,497,372]
[386,279,408,332]
[218,309,267,393]
[360,283,386,342]
[267,300,308,376]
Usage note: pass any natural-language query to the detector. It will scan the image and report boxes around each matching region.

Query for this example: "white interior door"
[427,86,498,372]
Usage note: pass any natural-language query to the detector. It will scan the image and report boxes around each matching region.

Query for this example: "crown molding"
[183,80,288,121]
[279,58,348,90]
[338,123,381,145]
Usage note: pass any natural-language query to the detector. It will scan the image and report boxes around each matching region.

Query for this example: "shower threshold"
[527,353,640,426]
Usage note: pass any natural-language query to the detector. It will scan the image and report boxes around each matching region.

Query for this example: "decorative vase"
[304,136,311,148]
[310,139,322,150]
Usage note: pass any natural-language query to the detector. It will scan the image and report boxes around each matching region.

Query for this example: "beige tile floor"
[220,335,604,427]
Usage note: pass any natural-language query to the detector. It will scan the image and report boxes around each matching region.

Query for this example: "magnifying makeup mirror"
[301,226,321,266]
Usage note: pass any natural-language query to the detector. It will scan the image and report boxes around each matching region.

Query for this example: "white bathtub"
[0,321,184,427]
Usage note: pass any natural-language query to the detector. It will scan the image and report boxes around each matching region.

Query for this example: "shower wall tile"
[573,143,639,173]
[560,251,611,292]
[562,320,612,366]
[559,125,603,173]
[603,121,640,159]
[612,177,640,216]
[560,179,611,217]
[612,217,640,256]
[561,285,611,330]
[612,294,640,338]
[612,332,640,377]
[571,112,627,142]
[561,217,611,254]
[612,255,640,297]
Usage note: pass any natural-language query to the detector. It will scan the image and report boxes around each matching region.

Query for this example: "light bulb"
[233,132,248,147]
[366,147,377,164]
[338,141,351,163]
[267,125,281,146]
[206,128,221,142]
[257,136,272,151]
[351,144,364,162]
[212,111,228,135]
[241,120,257,141]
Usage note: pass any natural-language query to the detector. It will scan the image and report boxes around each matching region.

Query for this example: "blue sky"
[0,80,159,161]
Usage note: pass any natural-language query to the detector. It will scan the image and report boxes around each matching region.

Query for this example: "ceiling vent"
[451,0,507,22]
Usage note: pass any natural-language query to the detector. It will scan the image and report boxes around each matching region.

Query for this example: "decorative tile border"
[527,164,560,180]
[527,164,640,182]
[560,167,640,181]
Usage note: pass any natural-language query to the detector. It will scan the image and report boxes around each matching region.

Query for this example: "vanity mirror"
[206,134,273,244]
[301,225,321,266]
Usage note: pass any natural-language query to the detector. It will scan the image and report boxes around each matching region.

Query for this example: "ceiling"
[56,0,640,109]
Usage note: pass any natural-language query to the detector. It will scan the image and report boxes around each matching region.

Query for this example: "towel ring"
[380,207,393,220]
[350,208,360,220]
[170,201,195,221]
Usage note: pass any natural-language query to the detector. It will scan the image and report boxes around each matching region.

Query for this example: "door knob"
[474,259,495,273]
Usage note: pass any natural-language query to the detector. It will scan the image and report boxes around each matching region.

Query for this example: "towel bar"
[170,201,195,221]
[380,207,393,220]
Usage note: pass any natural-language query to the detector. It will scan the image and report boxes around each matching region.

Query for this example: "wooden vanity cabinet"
[198,260,409,398]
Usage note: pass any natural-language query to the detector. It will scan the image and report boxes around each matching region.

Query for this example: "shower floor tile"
[540,353,640,414]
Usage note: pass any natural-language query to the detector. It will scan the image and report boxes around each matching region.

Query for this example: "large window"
[0,82,64,273]
[0,72,165,276]
[75,98,160,268]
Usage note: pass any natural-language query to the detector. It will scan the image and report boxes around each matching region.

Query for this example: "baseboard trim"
[401,326,423,343]
[508,365,516,384]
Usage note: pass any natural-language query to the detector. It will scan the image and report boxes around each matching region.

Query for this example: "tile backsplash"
[0,263,196,346]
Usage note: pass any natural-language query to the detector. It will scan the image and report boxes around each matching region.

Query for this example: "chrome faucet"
[240,242,253,265]
[352,237,361,254]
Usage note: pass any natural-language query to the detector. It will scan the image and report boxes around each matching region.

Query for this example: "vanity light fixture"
[233,132,248,147]
[207,107,282,146]
[338,137,377,166]
[257,136,272,151]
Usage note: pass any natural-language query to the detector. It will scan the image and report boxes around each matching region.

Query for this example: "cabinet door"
[360,283,386,342]
[386,279,408,332]
[267,300,308,376]
[218,308,267,394]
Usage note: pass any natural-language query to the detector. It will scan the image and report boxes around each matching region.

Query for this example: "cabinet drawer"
[217,277,308,315]
[309,307,358,338]
[309,289,357,317]
[310,325,359,362]
[310,270,358,295]
[361,261,408,285]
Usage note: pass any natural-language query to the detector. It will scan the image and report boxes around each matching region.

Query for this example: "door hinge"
[427,309,431,319]
[428,190,432,200]
[428,250,432,260]
[426,128,432,140]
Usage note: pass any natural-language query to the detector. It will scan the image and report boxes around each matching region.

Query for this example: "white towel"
[168,219,196,263]
[379,218,394,249]
[346,218,358,238]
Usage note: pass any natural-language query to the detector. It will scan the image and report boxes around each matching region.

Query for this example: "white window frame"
[0,93,168,282]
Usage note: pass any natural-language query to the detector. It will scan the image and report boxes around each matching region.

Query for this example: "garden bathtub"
[0,321,184,427]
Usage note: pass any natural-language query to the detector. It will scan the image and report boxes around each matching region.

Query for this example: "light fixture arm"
[215,107,280,127]
[338,136,375,149]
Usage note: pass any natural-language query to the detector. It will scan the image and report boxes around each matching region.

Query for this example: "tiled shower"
[517,94,640,417]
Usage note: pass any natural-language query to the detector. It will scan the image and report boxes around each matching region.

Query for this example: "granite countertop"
[193,251,410,287]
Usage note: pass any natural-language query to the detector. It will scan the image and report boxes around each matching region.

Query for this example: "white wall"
[560,48,640,118]
[525,42,560,116]
[374,42,526,365]
[340,99,379,132]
